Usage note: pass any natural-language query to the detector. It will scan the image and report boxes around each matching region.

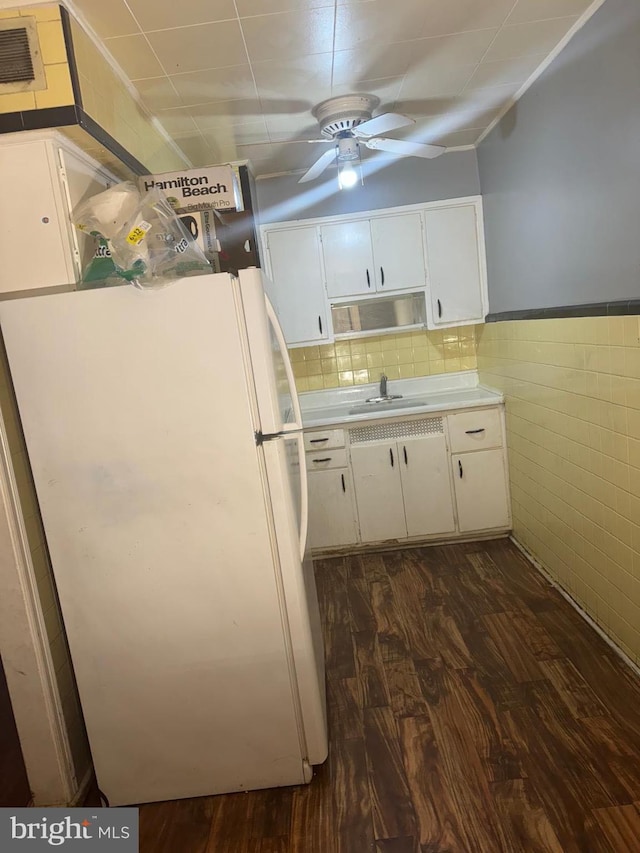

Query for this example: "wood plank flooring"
[138,539,640,852]
[0,656,31,807]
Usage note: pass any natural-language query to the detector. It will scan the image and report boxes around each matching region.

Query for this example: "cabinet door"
[424,205,484,326]
[452,449,510,532]
[0,140,74,292]
[370,213,426,292]
[321,220,374,298]
[59,147,113,281]
[350,443,406,542]
[308,468,359,549]
[399,434,456,538]
[265,227,329,345]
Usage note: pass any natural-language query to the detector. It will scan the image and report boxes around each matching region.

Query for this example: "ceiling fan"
[297,94,446,184]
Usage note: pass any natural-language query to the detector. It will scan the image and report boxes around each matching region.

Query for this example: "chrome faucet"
[364,373,403,403]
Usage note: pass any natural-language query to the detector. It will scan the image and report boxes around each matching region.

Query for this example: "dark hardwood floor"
[0,656,31,807]
[138,538,640,852]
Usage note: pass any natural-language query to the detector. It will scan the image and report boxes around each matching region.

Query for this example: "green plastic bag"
[78,236,142,290]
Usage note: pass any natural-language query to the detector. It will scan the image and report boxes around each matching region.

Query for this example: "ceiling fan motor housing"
[313,94,381,139]
[337,137,359,161]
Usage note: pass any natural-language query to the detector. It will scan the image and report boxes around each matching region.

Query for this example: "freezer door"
[238,267,303,435]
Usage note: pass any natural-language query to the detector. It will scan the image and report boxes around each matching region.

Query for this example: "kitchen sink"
[348,398,430,415]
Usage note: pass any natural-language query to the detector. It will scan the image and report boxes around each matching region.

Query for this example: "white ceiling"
[72,0,598,177]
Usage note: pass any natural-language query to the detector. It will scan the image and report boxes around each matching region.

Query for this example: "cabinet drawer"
[306,449,348,470]
[448,408,503,452]
[304,429,345,451]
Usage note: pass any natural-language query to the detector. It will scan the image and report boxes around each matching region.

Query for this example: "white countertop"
[300,371,503,429]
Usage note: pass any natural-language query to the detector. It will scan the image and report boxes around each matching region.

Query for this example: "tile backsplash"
[477,315,640,665]
[291,326,478,392]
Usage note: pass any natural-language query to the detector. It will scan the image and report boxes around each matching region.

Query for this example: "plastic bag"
[73,183,211,288]
[78,237,138,290]
[73,182,141,241]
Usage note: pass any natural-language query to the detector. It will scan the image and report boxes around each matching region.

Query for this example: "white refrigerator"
[0,269,328,807]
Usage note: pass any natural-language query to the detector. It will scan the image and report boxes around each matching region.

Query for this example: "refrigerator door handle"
[296,430,309,560]
[265,296,304,433]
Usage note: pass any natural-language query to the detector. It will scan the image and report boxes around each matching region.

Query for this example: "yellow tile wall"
[0,5,186,173]
[0,5,73,113]
[0,344,90,787]
[291,326,478,392]
[477,315,640,664]
[69,17,187,173]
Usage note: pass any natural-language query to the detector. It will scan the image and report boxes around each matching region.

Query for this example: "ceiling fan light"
[338,163,359,189]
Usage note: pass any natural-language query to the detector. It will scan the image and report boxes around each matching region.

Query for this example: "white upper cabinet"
[261,195,489,346]
[0,135,113,293]
[424,203,487,328]
[322,212,427,298]
[264,226,330,346]
[369,213,427,294]
[320,220,374,298]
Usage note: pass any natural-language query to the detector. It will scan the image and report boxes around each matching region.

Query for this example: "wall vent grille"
[0,17,46,93]
[0,28,34,84]
[349,417,443,443]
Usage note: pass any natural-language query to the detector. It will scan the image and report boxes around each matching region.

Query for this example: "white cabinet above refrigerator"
[0,131,115,294]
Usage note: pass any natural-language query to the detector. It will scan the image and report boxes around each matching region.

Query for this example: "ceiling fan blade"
[298,147,337,183]
[353,112,415,138]
[364,137,446,159]
[238,138,327,148]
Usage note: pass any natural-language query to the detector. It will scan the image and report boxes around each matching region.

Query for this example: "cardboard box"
[178,210,221,272]
[138,166,243,213]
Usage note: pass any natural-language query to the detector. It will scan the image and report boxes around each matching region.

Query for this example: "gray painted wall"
[478,0,640,313]
[255,150,479,225]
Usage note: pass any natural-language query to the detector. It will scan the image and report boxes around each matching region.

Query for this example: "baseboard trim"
[509,536,640,681]
[312,530,512,560]
[68,767,94,807]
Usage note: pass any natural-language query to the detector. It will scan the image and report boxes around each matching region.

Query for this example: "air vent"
[350,418,443,443]
[0,28,34,83]
[0,17,46,93]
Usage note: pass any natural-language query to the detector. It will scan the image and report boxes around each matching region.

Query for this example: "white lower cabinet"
[351,434,455,542]
[452,448,510,532]
[307,468,359,550]
[401,435,456,537]
[305,405,510,552]
[350,442,406,542]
